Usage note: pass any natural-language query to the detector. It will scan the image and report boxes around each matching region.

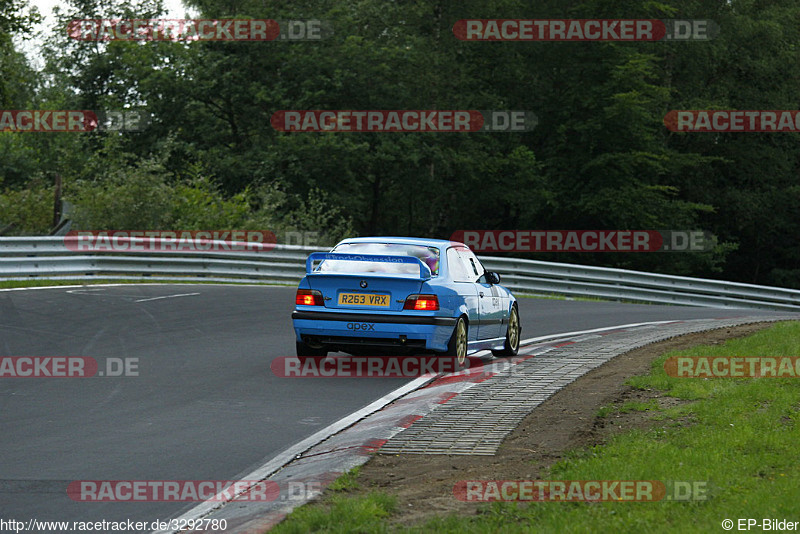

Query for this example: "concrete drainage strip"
[165,314,798,533]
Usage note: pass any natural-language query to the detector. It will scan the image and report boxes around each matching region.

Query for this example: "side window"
[447,248,472,282]
[468,258,479,277]
[460,249,485,281]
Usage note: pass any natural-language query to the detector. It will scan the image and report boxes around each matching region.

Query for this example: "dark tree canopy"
[1,0,799,288]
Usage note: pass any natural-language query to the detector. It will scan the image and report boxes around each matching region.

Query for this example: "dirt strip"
[323,322,773,527]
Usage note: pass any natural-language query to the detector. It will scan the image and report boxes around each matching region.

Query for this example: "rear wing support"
[305,252,432,280]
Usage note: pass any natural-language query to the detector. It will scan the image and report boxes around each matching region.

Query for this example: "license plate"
[338,292,390,307]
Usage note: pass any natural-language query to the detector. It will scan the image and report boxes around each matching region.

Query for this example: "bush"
[0,177,54,235]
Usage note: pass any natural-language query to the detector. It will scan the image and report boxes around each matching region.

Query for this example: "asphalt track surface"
[0,284,787,529]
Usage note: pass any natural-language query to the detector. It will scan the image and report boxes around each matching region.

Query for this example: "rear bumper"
[292,310,456,352]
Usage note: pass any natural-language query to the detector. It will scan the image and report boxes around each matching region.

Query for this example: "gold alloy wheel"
[455,318,468,365]
[508,306,519,351]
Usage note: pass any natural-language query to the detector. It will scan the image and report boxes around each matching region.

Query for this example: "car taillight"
[296,288,324,306]
[404,294,439,311]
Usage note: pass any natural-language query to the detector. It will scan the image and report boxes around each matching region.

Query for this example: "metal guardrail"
[1,237,799,311]
[477,257,800,311]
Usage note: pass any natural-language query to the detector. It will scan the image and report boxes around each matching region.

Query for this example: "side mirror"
[486,271,501,285]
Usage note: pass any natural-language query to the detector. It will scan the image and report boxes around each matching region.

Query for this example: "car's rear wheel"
[445,317,468,365]
[296,341,327,359]
[492,305,520,357]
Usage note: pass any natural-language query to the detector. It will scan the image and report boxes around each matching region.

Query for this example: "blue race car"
[292,237,520,363]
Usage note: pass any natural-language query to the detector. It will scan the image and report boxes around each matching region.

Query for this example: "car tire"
[492,305,520,357]
[296,341,327,359]
[445,316,468,365]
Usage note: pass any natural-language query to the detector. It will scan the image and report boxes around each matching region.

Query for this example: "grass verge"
[271,321,800,533]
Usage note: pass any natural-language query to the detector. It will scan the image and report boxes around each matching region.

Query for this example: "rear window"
[319,242,440,276]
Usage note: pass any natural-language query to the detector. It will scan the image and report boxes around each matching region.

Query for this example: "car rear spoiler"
[305,252,433,280]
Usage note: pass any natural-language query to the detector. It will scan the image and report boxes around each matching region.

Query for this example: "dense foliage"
[1,0,798,287]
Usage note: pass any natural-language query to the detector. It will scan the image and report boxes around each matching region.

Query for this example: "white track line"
[0,283,276,292]
[0,284,119,292]
[518,320,678,348]
[151,375,433,534]
[135,293,200,302]
[151,319,693,532]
